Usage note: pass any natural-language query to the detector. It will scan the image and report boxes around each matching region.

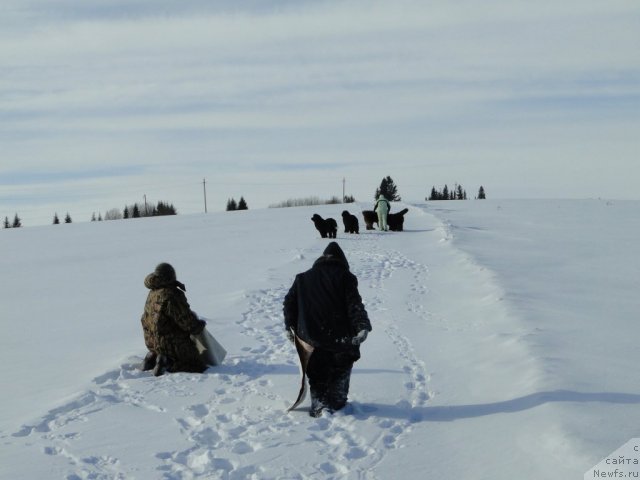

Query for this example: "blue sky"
[1,0,639,225]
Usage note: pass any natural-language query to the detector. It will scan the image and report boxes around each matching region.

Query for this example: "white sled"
[287,329,315,412]
[191,328,227,366]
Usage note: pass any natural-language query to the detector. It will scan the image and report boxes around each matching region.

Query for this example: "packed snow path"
[6,224,437,479]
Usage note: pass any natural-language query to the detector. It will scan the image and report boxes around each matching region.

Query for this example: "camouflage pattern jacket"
[141,273,206,373]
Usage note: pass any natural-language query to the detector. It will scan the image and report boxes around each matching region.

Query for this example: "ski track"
[10,231,434,479]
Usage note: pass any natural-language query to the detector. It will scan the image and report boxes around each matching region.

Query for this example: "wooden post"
[203,178,208,213]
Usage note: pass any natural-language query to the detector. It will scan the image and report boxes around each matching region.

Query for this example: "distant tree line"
[3,214,22,228]
[4,200,178,229]
[270,176,402,208]
[427,185,486,200]
[428,184,467,200]
[93,200,177,222]
[226,197,248,211]
[4,212,74,228]
[269,196,344,208]
[4,178,486,229]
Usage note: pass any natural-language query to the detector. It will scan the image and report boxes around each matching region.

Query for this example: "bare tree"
[104,208,123,220]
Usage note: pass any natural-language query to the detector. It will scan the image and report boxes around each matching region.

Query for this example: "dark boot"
[309,393,327,418]
[141,351,157,371]
[307,349,331,417]
[326,359,353,412]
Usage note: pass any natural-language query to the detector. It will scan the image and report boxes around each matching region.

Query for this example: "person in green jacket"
[374,194,390,231]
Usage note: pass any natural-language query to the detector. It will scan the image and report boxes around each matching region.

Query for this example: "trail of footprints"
[11,235,433,479]
[11,364,158,479]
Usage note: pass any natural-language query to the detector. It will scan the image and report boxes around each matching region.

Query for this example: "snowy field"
[1,199,639,479]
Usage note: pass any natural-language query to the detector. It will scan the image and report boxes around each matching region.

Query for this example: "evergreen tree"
[428,184,469,201]
[343,195,355,203]
[132,204,140,218]
[123,206,129,219]
[12,213,22,228]
[53,213,60,224]
[237,197,248,210]
[375,176,401,201]
[226,198,237,211]
[64,212,72,223]
[478,186,486,199]
[156,201,177,215]
[91,212,96,222]
[98,213,103,221]
[4,216,10,228]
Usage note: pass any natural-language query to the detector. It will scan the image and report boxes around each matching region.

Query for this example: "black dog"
[362,208,409,231]
[387,208,409,231]
[341,210,359,234]
[311,214,337,238]
[361,210,377,230]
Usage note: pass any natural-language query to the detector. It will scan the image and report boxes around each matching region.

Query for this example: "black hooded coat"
[283,242,371,359]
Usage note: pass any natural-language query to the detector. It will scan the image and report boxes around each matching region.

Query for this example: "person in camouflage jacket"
[140,263,207,376]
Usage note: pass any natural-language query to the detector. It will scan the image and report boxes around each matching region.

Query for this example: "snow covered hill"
[1,200,638,479]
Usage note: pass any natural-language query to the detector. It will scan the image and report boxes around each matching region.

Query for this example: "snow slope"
[0,200,638,479]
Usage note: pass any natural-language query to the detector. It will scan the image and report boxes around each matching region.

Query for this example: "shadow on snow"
[346,390,640,423]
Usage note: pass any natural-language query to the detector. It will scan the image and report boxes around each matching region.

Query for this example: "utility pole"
[342,177,345,203]
[143,194,148,215]
[203,178,208,213]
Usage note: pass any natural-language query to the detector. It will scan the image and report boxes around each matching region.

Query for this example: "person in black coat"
[283,242,372,416]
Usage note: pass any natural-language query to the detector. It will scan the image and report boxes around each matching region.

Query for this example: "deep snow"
[1,199,638,479]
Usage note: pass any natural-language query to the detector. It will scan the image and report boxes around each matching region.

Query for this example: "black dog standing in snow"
[341,210,359,234]
[283,242,372,417]
[361,210,378,230]
[311,214,338,238]
[387,208,409,231]
[362,208,409,231]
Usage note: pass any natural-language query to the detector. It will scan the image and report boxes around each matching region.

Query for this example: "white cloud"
[1,0,639,225]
